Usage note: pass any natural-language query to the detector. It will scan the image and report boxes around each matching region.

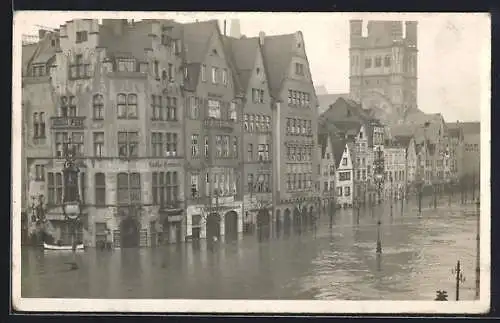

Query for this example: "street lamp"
[451,260,466,301]
[62,139,82,269]
[374,172,383,255]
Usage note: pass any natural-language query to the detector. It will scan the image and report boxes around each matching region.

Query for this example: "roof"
[331,137,347,168]
[98,20,154,62]
[22,43,38,75]
[459,122,480,135]
[318,93,350,115]
[393,135,413,148]
[222,35,260,92]
[257,33,296,99]
[181,20,220,64]
[332,120,362,136]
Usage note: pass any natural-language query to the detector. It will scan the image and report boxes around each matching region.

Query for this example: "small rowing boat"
[43,242,85,251]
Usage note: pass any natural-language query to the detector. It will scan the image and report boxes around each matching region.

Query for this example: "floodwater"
[21,198,480,300]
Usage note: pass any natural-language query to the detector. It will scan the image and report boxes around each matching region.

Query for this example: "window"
[247,143,253,161]
[232,136,238,158]
[258,144,266,161]
[364,57,372,68]
[168,63,174,81]
[118,59,136,72]
[342,157,348,166]
[55,132,68,157]
[70,54,90,79]
[229,102,237,121]
[47,173,63,205]
[222,68,228,86]
[288,90,292,104]
[76,31,88,43]
[95,173,106,206]
[117,173,141,205]
[252,89,264,103]
[166,172,179,205]
[92,94,104,120]
[72,132,84,157]
[211,67,218,84]
[384,55,391,67]
[208,99,221,119]
[166,133,178,156]
[222,135,230,158]
[31,64,46,77]
[362,169,366,180]
[152,172,164,205]
[151,132,163,157]
[93,132,104,157]
[59,96,77,117]
[201,64,206,82]
[215,135,222,158]
[32,113,39,138]
[151,94,161,120]
[344,186,351,197]
[338,171,351,181]
[375,56,382,67]
[191,134,199,158]
[204,136,209,159]
[295,63,304,76]
[356,170,360,181]
[118,131,139,158]
[167,96,178,121]
[117,93,138,119]
[35,165,45,181]
[187,173,199,199]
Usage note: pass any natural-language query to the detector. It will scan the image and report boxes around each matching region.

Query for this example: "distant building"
[393,135,418,193]
[349,19,419,125]
[335,140,355,208]
[318,134,336,212]
[383,141,407,200]
[458,122,480,180]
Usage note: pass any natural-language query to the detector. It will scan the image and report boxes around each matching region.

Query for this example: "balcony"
[51,116,86,129]
[204,118,236,131]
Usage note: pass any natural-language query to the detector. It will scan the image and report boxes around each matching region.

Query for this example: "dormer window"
[295,63,304,76]
[31,64,46,77]
[76,31,88,43]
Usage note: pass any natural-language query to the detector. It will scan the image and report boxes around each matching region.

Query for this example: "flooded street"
[21,199,480,300]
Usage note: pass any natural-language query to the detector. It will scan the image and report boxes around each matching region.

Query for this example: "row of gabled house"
[316,96,480,209]
[21,19,320,247]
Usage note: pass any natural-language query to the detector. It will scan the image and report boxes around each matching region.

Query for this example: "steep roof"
[98,20,154,62]
[257,33,296,99]
[318,93,350,115]
[392,135,413,149]
[331,137,347,169]
[222,35,260,92]
[22,43,38,76]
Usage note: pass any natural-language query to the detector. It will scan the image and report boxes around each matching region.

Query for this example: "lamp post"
[374,173,383,254]
[61,139,82,270]
[451,260,466,301]
[30,194,48,246]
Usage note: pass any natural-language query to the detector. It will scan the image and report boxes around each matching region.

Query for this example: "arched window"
[95,173,106,206]
[93,94,104,120]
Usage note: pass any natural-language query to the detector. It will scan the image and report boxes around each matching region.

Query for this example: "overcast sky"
[16,12,489,122]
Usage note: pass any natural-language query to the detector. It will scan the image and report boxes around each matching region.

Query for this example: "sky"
[15,12,490,122]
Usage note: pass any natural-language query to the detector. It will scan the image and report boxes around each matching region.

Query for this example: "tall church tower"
[349,20,418,125]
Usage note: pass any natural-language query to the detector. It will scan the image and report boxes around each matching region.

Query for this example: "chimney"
[38,29,47,40]
[259,31,265,46]
[230,19,241,38]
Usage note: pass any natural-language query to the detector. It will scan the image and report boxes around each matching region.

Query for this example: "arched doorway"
[206,213,220,242]
[284,209,291,235]
[224,211,238,242]
[257,208,271,240]
[275,209,281,237]
[120,216,140,248]
[293,208,301,234]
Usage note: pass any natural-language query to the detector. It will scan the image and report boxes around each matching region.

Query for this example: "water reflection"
[21,201,479,300]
